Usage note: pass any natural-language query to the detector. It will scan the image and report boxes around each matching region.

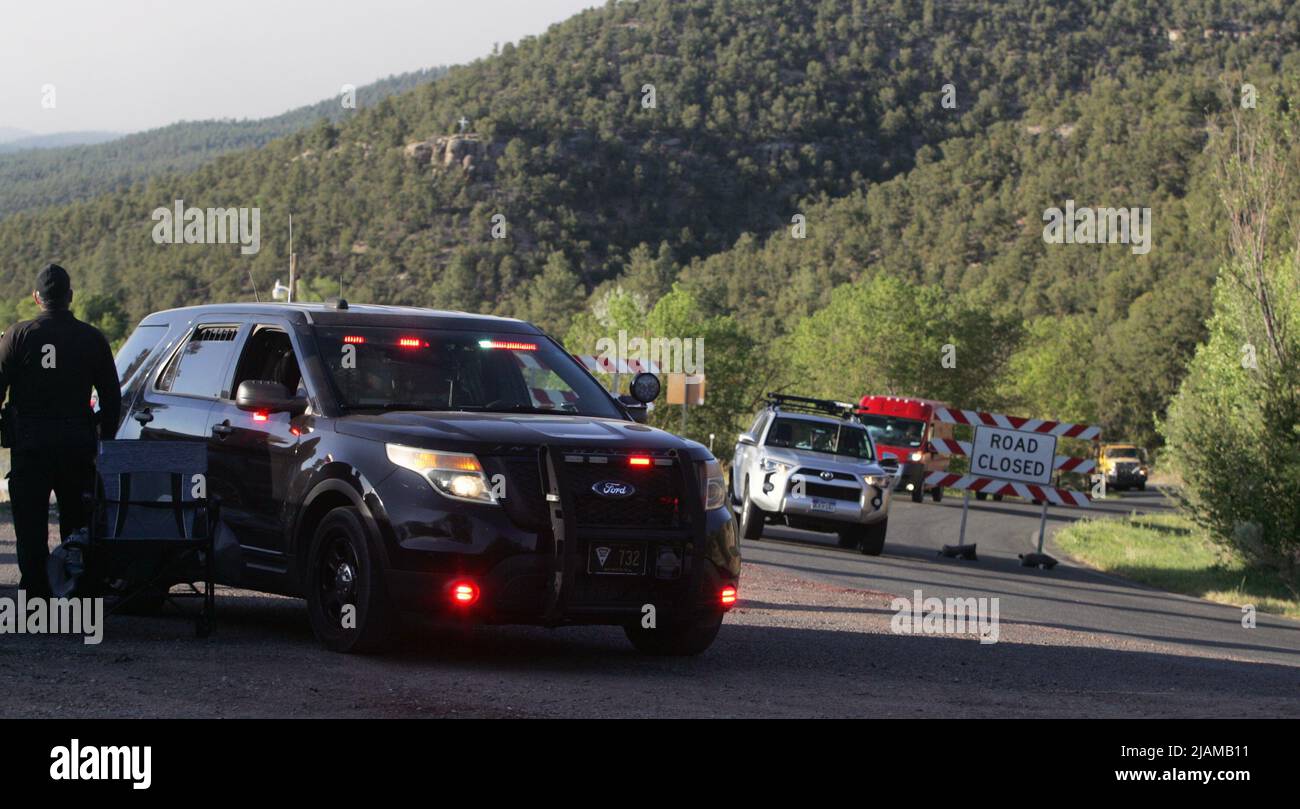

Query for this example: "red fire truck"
[856,395,952,503]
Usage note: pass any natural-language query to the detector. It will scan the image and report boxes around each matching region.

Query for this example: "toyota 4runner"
[731,394,897,555]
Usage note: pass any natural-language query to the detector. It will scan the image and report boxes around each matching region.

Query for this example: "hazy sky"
[0,0,599,135]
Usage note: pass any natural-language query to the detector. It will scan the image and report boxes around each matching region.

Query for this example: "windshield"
[857,414,927,448]
[314,326,622,418]
[1109,446,1144,460]
[764,417,874,460]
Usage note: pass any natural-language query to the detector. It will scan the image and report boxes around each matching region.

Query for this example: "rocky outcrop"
[403,134,504,178]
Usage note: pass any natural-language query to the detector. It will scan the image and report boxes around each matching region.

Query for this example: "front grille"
[486,450,688,532]
[563,455,683,529]
[798,481,861,502]
[796,468,857,482]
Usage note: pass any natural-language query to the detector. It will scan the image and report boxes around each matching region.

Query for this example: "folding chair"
[87,440,218,637]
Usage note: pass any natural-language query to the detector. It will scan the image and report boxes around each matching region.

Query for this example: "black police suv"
[110,302,739,654]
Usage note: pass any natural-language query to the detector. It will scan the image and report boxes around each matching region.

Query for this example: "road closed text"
[970,427,1057,485]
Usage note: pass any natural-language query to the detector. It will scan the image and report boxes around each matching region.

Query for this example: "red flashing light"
[252,412,269,422]
[628,456,652,467]
[342,335,366,344]
[397,337,425,348]
[720,586,738,607]
[450,580,479,606]
[479,340,537,351]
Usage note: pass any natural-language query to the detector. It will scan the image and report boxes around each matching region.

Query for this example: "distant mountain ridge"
[0,131,121,153]
[0,67,447,219]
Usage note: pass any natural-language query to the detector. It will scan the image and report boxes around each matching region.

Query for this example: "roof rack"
[765,393,857,419]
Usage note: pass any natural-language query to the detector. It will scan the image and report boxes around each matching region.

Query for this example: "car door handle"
[211,421,234,438]
[133,408,153,425]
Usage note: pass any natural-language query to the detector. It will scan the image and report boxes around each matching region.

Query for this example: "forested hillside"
[0,0,1296,447]
[0,67,447,219]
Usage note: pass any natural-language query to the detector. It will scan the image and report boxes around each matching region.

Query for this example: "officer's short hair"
[35,263,72,309]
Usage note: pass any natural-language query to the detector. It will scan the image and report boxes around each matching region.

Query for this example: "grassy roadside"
[1055,512,1300,619]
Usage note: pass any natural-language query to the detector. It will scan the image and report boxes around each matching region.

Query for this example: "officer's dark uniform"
[0,265,120,597]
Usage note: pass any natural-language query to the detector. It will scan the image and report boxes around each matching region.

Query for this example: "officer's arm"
[0,327,14,405]
[92,332,122,437]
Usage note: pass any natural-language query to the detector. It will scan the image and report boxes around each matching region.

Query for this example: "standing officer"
[0,264,121,597]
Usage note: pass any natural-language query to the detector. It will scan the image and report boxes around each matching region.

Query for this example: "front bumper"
[892,462,930,492]
[1107,469,1147,486]
[373,459,741,627]
[752,469,891,526]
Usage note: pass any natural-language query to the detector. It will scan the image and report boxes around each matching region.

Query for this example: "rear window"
[155,325,240,398]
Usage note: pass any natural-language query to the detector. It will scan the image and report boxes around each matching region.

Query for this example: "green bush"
[1159,103,1300,592]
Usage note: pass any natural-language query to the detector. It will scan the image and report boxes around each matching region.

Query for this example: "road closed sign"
[970,426,1057,485]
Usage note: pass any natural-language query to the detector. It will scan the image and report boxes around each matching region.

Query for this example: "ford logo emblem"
[592,480,635,498]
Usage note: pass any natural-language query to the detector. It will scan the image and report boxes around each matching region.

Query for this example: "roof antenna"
[288,214,295,304]
[247,268,261,302]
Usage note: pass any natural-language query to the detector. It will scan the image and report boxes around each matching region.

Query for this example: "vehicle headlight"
[701,459,727,510]
[864,474,895,489]
[910,451,924,462]
[386,444,498,505]
[760,457,792,473]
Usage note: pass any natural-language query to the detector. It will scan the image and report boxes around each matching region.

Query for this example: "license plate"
[588,542,646,575]
[810,497,837,513]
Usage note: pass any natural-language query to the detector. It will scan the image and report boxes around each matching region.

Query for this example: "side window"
[232,327,304,397]
[748,411,770,439]
[156,325,240,398]
[114,324,167,389]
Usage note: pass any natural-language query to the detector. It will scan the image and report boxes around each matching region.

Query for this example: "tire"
[306,507,394,654]
[739,480,765,540]
[625,611,724,656]
[836,528,860,549]
[1137,481,1146,491]
[858,518,887,556]
[910,485,923,503]
[931,486,943,503]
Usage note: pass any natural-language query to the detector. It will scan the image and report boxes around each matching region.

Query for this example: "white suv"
[732,395,898,555]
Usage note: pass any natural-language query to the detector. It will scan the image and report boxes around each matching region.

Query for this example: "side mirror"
[629,372,661,404]
[236,380,307,416]
[737,433,756,446]
[878,454,900,471]
[616,394,650,424]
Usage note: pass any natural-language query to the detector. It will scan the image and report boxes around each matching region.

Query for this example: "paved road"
[3,488,1299,717]
[746,487,1300,668]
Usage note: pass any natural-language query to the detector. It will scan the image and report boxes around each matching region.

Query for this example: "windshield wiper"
[464,404,576,415]
[350,403,449,412]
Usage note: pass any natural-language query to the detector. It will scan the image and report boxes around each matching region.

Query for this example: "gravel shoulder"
[3,517,1299,718]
